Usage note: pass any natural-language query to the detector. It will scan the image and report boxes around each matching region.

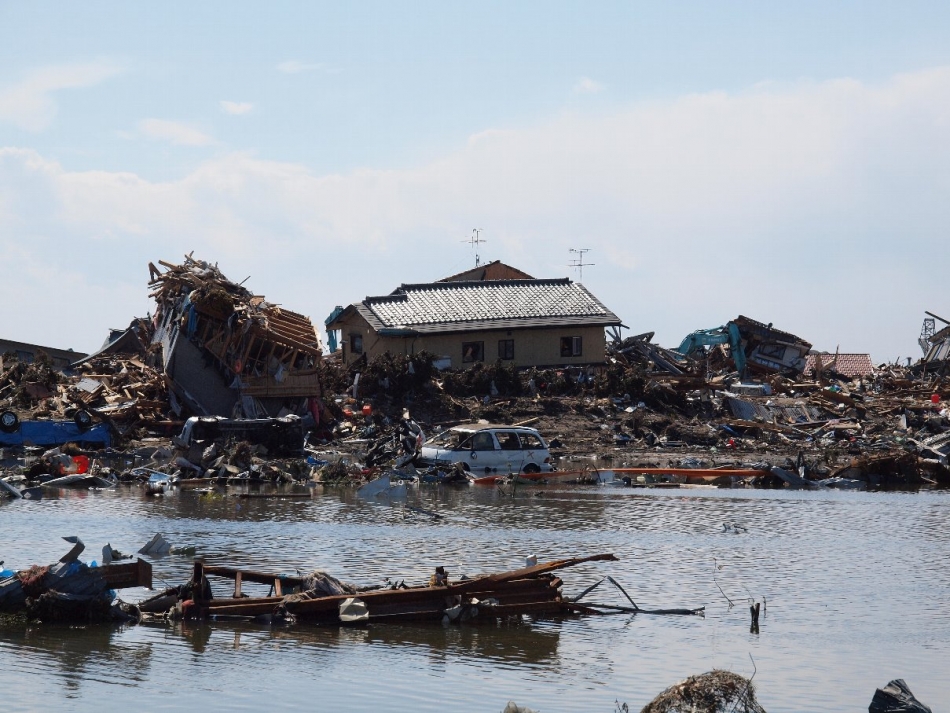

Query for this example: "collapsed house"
[676,315,812,376]
[148,256,324,420]
[918,311,950,367]
[803,352,875,379]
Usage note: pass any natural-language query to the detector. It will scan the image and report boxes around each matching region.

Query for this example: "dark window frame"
[498,339,514,360]
[497,431,522,450]
[349,333,363,355]
[462,341,485,363]
[560,336,582,358]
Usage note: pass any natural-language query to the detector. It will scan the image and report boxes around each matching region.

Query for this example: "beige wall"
[334,314,608,369]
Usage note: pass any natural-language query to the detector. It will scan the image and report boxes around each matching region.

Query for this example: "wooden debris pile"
[148,254,323,412]
[0,345,173,442]
[69,355,173,436]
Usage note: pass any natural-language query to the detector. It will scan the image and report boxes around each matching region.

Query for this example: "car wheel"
[523,463,541,474]
[0,410,19,433]
[74,410,94,431]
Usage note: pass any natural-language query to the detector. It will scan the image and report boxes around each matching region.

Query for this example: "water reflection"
[0,622,153,697]
[158,616,561,666]
[1,485,949,712]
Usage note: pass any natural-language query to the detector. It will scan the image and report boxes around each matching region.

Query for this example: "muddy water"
[1,483,948,712]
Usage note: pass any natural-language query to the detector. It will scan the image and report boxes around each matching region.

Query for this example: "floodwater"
[1,482,948,712]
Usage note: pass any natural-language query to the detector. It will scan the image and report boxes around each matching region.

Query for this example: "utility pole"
[462,228,486,267]
[569,248,594,282]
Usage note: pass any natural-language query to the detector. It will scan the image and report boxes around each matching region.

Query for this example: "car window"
[497,432,521,450]
[453,434,474,450]
[519,433,545,449]
[472,432,496,451]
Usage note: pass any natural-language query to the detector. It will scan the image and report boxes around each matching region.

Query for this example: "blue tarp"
[0,421,111,447]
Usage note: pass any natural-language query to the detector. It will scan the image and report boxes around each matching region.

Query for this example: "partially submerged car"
[417,424,553,475]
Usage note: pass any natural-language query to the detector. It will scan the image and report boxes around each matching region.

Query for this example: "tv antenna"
[462,228,486,267]
[569,248,594,281]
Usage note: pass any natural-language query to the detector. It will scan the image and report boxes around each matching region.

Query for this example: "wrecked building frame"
[148,256,324,420]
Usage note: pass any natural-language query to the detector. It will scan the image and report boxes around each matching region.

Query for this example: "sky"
[2,1,950,363]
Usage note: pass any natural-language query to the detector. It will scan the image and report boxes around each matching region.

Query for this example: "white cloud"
[574,76,604,94]
[3,67,950,359]
[0,61,122,131]
[276,60,337,74]
[220,100,254,115]
[136,119,214,146]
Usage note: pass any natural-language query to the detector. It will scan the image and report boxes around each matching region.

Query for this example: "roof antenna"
[569,248,594,282]
[462,228,486,267]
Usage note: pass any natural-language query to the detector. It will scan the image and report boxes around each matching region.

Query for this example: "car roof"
[449,424,541,434]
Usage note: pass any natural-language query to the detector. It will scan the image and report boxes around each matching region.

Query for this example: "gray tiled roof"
[356,279,621,334]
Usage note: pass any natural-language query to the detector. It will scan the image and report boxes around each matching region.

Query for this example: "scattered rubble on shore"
[2,255,949,494]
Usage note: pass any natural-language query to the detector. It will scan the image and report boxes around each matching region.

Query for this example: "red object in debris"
[362,404,372,416]
[727,438,736,448]
[59,455,91,475]
[342,408,354,418]
[932,393,941,404]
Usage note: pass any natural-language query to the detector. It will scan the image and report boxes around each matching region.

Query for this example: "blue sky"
[2,2,950,361]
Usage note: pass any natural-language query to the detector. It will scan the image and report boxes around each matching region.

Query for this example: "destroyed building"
[148,256,324,419]
[918,311,950,366]
[676,315,812,376]
[803,353,874,379]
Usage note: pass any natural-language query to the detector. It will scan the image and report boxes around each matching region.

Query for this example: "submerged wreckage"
[0,537,152,622]
[2,543,702,627]
[146,554,624,625]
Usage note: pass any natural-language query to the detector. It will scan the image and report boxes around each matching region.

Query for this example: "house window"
[16,350,34,363]
[758,344,786,360]
[498,339,514,360]
[560,336,582,358]
[350,334,363,354]
[462,341,484,363]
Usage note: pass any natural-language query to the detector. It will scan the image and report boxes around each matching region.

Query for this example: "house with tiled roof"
[327,270,622,370]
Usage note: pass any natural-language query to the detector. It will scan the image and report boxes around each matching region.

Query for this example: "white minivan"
[417,424,553,475]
